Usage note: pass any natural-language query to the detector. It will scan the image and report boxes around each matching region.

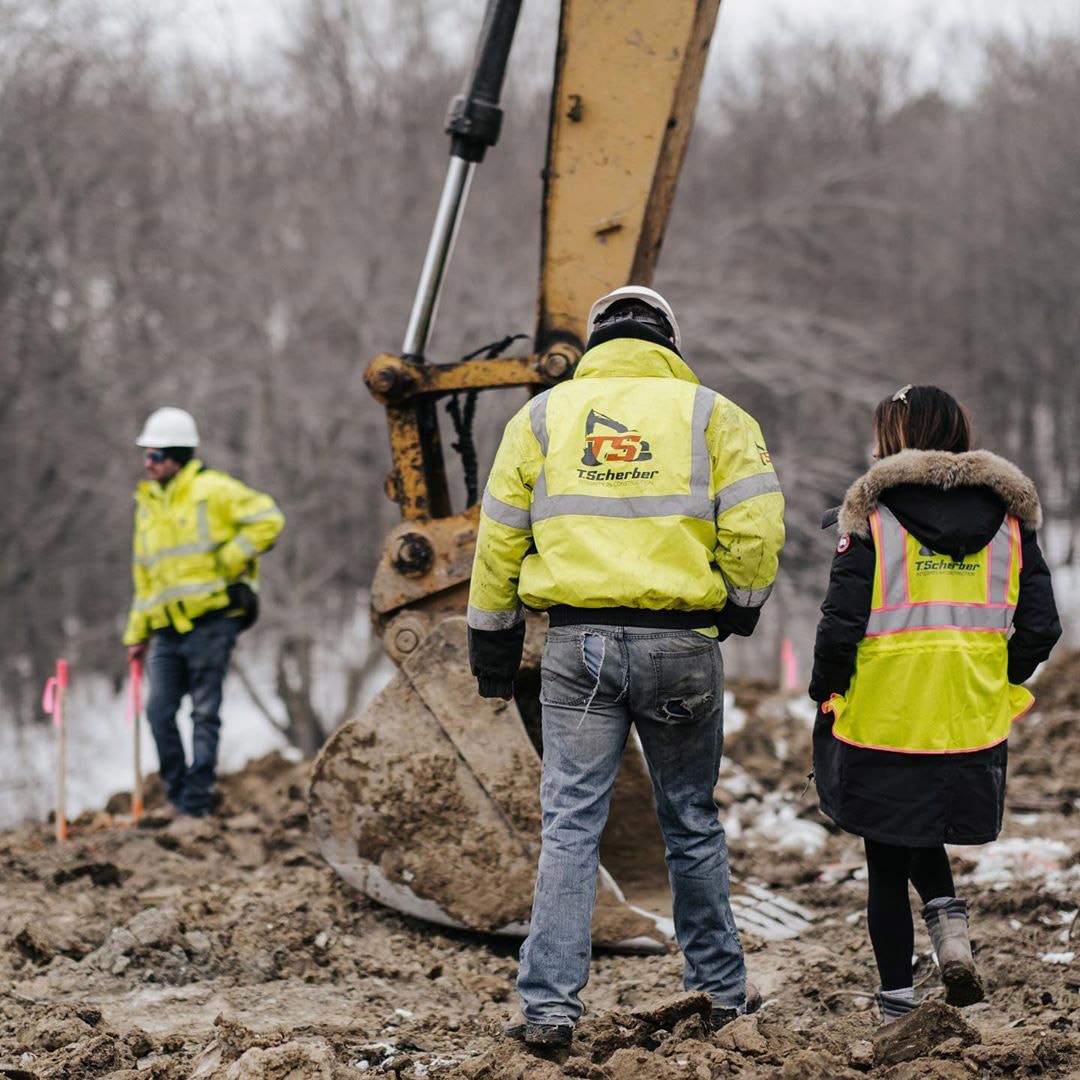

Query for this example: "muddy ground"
[1,654,1078,1079]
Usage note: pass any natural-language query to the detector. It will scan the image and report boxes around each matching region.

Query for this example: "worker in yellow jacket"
[468,287,785,1048]
[124,407,284,821]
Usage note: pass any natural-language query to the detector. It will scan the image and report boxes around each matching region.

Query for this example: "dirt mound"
[1,668,1078,1079]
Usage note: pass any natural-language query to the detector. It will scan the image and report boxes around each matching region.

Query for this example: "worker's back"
[472,331,784,622]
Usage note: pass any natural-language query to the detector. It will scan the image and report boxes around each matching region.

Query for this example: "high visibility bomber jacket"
[811,449,1061,753]
[123,459,285,644]
[468,328,785,694]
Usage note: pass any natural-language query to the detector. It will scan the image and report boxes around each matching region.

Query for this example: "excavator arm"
[309,0,723,948]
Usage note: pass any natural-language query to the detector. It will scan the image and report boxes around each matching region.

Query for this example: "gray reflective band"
[134,541,216,566]
[529,391,550,455]
[533,492,714,522]
[234,535,259,558]
[724,582,773,608]
[236,508,280,525]
[135,579,228,610]
[714,472,782,517]
[875,505,908,606]
[988,519,1013,603]
[691,386,717,496]
[467,604,525,631]
[867,605,1013,635]
[482,489,532,530]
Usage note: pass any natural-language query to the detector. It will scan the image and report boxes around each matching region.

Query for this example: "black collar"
[584,319,682,357]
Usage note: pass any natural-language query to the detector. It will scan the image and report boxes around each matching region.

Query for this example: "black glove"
[477,677,515,700]
[715,604,760,642]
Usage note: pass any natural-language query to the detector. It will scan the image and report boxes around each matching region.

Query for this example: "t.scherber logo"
[578,409,658,481]
[915,543,979,573]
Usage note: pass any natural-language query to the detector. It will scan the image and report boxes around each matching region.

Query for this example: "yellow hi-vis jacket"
[824,505,1034,752]
[467,337,785,629]
[123,459,285,644]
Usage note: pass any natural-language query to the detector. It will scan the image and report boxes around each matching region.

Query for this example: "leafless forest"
[1,0,1077,735]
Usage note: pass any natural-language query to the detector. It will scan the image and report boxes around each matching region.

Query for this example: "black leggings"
[865,838,955,990]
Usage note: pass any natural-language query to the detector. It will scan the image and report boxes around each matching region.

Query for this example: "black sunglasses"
[143,450,167,463]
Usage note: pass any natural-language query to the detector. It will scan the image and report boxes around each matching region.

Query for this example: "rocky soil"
[1,655,1078,1079]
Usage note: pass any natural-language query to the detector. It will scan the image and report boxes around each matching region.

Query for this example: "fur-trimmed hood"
[838,449,1042,540]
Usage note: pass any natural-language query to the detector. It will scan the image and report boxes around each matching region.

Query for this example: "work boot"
[922,897,984,1007]
[876,989,919,1025]
[710,981,763,1030]
[524,1022,573,1048]
[504,1011,572,1048]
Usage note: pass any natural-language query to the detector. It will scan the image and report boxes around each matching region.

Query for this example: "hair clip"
[891,384,913,404]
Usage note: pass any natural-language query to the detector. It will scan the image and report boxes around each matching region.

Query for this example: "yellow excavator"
[309,0,723,951]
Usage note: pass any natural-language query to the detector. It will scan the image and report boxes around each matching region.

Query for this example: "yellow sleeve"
[214,477,285,579]
[708,398,785,608]
[467,401,543,630]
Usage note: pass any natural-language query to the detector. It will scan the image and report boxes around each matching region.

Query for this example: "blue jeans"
[146,617,239,816]
[517,625,745,1026]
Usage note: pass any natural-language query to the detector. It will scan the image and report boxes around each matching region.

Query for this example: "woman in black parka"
[810,386,1060,1023]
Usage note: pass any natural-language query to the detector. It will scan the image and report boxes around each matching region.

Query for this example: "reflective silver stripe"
[467,604,524,631]
[533,492,714,522]
[236,508,280,525]
[724,582,774,608]
[875,505,908,606]
[691,386,717,497]
[481,488,531,530]
[866,605,1013,635]
[529,391,550,455]
[988,518,1013,604]
[233,535,258,558]
[134,541,216,566]
[714,472,782,517]
[135,579,228,610]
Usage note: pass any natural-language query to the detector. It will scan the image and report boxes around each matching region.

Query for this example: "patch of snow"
[1040,952,1075,965]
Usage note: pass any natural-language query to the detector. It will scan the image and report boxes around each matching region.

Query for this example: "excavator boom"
[309,0,723,949]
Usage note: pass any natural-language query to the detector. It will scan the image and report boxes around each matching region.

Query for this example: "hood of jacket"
[574,334,699,385]
[838,449,1041,559]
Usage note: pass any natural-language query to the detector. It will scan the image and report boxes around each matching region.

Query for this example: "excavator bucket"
[310,618,672,950]
[310,0,725,948]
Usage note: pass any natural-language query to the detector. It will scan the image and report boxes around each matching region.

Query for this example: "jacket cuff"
[478,677,515,699]
[715,604,760,641]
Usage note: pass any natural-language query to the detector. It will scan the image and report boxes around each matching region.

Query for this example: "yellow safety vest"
[825,505,1033,753]
[123,460,285,643]
[467,338,785,629]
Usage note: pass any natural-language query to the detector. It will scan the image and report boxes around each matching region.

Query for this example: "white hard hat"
[586,285,681,350]
[135,407,200,448]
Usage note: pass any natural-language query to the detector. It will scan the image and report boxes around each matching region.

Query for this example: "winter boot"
[922,897,984,1006]
[875,989,918,1025]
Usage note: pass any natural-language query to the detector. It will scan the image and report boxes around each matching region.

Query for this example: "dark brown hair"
[873,385,973,457]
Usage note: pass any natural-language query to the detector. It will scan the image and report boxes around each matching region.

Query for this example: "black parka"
[810,450,1061,847]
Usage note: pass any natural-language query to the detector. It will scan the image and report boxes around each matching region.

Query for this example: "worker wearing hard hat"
[124,407,284,823]
[468,286,785,1047]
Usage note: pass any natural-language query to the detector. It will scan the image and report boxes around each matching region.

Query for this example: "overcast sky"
[130,0,1079,68]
